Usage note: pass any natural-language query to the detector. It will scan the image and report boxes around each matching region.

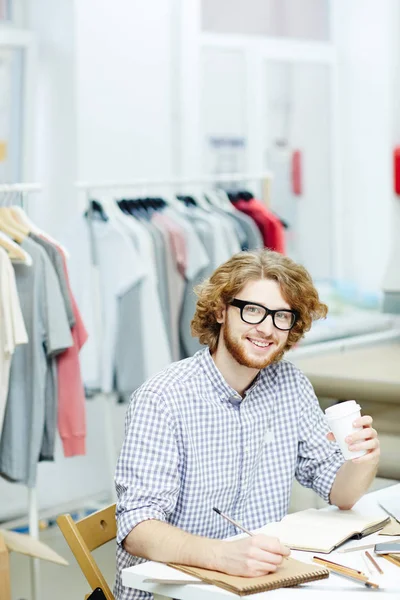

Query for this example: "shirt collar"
[197,347,274,404]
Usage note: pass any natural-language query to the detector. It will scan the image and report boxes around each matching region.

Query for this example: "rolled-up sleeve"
[115,388,180,545]
[295,372,346,503]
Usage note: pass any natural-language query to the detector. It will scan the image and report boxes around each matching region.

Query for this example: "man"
[114,250,380,600]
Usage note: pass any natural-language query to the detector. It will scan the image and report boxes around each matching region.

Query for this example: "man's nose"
[254,314,275,336]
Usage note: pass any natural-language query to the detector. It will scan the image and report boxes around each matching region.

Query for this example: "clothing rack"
[76,171,273,505]
[0,183,42,600]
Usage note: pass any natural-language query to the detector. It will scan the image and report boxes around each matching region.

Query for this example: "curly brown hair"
[191,250,328,354]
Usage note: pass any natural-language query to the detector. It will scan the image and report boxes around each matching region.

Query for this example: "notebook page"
[255,509,385,552]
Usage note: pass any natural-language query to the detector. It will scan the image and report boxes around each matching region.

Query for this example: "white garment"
[0,248,28,434]
[112,210,172,378]
[180,207,232,269]
[62,216,98,389]
[63,215,145,392]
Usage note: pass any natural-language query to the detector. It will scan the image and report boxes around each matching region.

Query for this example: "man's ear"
[216,305,226,325]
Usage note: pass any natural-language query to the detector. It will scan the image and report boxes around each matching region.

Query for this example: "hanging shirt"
[0,237,72,486]
[228,209,264,251]
[29,233,75,327]
[113,211,172,382]
[61,216,100,391]
[55,246,88,457]
[137,219,170,336]
[0,248,28,439]
[152,212,187,362]
[178,215,215,357]
[235,198,286,253]
[92,218,146,393]
[29,233,77,461]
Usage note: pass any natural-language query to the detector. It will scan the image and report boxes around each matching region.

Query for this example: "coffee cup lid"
[325,400,361,419]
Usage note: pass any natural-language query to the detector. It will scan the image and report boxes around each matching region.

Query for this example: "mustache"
[244,334,278,344]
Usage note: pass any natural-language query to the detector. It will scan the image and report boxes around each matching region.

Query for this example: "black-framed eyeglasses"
[229,298,298,331]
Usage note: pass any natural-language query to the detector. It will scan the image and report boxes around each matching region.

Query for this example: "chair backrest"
[57,504,117,600]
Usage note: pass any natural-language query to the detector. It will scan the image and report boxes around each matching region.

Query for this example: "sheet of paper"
[379,518,400,536]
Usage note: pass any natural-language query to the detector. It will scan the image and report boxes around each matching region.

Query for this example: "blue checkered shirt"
[114,348,345,599]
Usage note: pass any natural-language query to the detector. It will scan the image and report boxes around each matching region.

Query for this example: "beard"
[223,320,286,370]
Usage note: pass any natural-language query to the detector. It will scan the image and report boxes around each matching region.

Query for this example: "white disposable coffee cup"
[324,400,366,460]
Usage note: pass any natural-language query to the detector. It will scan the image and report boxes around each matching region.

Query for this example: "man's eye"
[246,305,262,314]
[276,311,291,321]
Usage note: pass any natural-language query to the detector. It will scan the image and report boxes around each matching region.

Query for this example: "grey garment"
[180,218,215,358]
[138,219,170,338]
[114,279,146,399]
[29,233,74,461]
[210,208,243,256]
[0,237,72,486]
[29,233,75,327]
[152,219,185,362]
[224,212,248,249]
[229,209,264,250]
[39,358,58,462]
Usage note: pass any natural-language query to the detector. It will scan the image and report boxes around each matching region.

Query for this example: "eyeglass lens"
[241,304,295,329]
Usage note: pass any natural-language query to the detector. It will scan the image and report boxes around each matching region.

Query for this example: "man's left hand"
[327,415,380,464]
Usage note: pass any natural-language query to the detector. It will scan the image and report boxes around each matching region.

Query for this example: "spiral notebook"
[169,557,329,596]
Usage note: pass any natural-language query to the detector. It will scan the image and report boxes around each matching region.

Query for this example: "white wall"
[26,0,77,238]
[74,0,173,184]
[335,0,400,291]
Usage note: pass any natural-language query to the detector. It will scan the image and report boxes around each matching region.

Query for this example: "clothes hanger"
[0,191,28,243]
[188,191,212,212]
[85,199,109,221]
[161,191,185,212]
[11,194,71,257]
[203,189,223,209]
[0,230,32,265]
[0,208,26,243]
[213,188,236,213]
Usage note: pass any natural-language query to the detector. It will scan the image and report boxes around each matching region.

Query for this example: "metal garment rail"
[76,171,273,503]
[76,171,273,191]
[0,182,42,600]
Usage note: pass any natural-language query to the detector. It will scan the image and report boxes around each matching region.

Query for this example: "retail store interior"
[1,1,400,599]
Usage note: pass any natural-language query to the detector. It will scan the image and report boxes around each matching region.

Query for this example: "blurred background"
[1,2,400,599]
[1,0,399,289]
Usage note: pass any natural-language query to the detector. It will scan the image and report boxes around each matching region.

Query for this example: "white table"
[122,484,400,598]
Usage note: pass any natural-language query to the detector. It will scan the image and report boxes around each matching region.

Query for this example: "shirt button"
[244,447,250,454]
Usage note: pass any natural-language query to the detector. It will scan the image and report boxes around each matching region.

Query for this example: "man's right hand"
[214,535,290,577]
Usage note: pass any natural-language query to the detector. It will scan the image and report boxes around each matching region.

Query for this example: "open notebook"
[170,557,329,596]
[255,508,390,553]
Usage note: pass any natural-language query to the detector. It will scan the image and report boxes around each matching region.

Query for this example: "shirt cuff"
[313,451,346,503]
[61,435,86,457]
[117,507,167,545]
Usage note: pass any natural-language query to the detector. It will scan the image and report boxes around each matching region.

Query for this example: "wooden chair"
[57,504,117,600]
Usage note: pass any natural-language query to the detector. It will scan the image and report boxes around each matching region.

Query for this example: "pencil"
[312,556,365,577]
[312,557,378,588]
[365,551,384,575]
[212,507,254,537]
[330,570,379,589]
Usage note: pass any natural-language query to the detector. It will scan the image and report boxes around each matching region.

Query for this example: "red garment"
[234,198,286,254]
[51,243,88,456]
